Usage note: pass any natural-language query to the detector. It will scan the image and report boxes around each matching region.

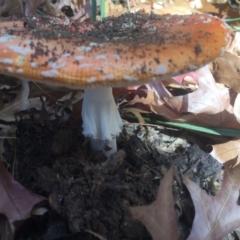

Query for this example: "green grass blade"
[124,115,240,137]
[224,17,240,22]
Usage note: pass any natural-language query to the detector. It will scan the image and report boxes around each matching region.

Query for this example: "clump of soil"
[3,118,222,240]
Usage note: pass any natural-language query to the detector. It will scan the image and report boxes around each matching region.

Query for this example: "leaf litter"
[2,0,240,239]
[131,160,240,240]
[0,160,45,238]
[184,161,240,240]
[1,117,223,240]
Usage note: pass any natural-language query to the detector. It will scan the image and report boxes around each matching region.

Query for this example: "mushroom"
[0,13,230,156]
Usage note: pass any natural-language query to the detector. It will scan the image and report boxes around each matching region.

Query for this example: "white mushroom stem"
[82,87,123,157]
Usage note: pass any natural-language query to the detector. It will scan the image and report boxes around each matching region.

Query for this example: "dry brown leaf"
[211,52,240,93]
[122,107,149,124]
[127,90,158,107]
[147,81,172,98]
[123,66,240,128]
[24,0,44,16]
[130,163,240,240]
[172,71,199,85]
[0,81,43,125]
[227,32,240,56]
[0,0,23,15]
[131,2,198,14]
[0,161,46,237]
[184,162,240,240]
[196,0,239,18]
[29,83,76,105]
[126,88,182,120]
[211,138,240,165]
[130,167,178,240]
[0,80,80,130]
[29,83,83,110]
[156,2,198,14]
[163,66,240,128]
[234,93,240,123]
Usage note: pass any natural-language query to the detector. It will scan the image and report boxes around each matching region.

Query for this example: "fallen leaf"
[227,32,240,56]
[163,66,240,128]
[122,66,240,128]
[0,81,42,125]
[0,161,46,236]
[211,138,240,165]
[183,162,240,240]
[29,83,82,105]
[72,0,92,21]
[130,167,178,240]
[122,107,150,124]
[130,163,240,240]
[0,0,23,15]
[211,52,240,93]
[24,0,44,16]
[234,93,240,123]
[125,88,182,120]
[147,81,173,98]
[0,80,78,130]
[172,71,199,86]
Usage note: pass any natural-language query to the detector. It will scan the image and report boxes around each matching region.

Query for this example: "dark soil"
[3,117,222,240]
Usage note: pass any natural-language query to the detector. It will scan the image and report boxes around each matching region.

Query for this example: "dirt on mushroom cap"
[0,13,231,89]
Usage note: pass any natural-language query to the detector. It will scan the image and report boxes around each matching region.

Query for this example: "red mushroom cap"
[0,13,231,89]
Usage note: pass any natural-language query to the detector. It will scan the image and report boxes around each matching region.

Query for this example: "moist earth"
[2,118,222,240]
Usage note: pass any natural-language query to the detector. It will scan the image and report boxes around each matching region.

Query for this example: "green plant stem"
[124,115,240,137]
[100,0,105,20]
[224,17,240,22]
[91,0,97,22]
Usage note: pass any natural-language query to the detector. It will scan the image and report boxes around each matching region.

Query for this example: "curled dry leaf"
[172,71,199,86]
[211,52,240,93]
[0,80,80,130]
[124,66,239,128]
[130,167,178,240]
[130,163,240,240]
[141,2,199,15]
[0,81,43,130]
[211,138,240,165]
[184,161,240,240]
[122,107,150,124]
[234,93,240,123]
[163,66,239,128]
[168,72,199,92]
[226,32,240,55]
[0,161,46,236]
[28,83,82,105]
[40,0,93,21]
[0,0,23,15]
[25,0,92,20]
[24,0,44,16]
[71,0,93,21]
[146,81,172,98]
[126,88,182,120]
[42,0,75,17]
